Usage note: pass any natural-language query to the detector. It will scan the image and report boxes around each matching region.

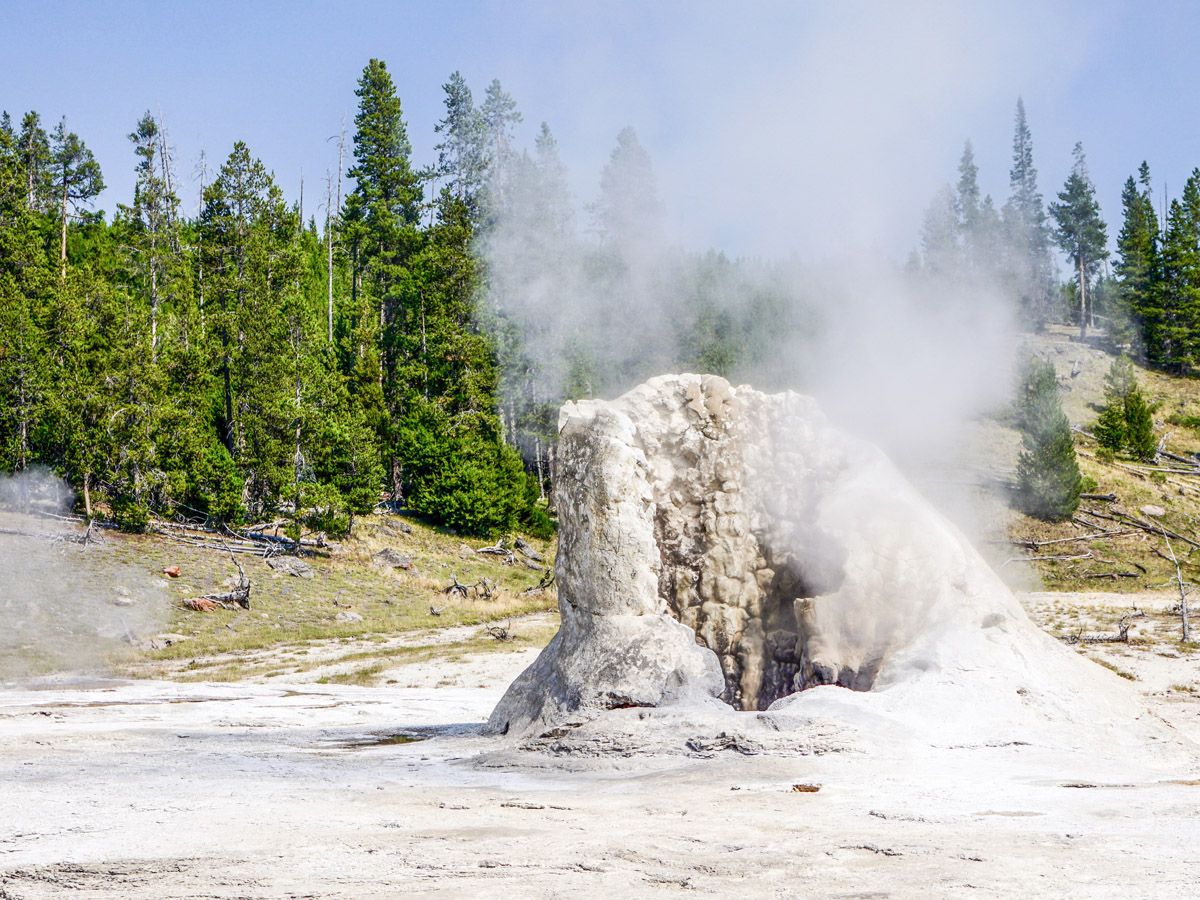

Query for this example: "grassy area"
[105,512,557,676]
[1006,327,1200,593]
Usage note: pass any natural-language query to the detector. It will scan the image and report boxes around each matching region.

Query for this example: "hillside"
[0,511,558,685]
[1007,326,1200,597]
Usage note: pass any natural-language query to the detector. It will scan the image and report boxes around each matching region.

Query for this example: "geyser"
[489,374,1144,741]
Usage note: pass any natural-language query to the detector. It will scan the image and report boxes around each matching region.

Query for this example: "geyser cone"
[488,375,1143,744]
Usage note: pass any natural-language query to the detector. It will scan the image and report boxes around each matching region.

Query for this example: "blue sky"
[4,0,1200,261]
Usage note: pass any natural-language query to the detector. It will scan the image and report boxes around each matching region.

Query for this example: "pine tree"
[1015,357,1081,520]
[1156,170,1200,373]
[433,72,488,216]
[1123,389,1156,461]
[1095,356,1156,460]
[342,58,423,481]
[480,79,522,175]
[121,111,182,359]
[1114,164,1160,353]
[593,126,662,246]
[921,185,962,276]
[0,140,53,472]
[48,119,105,277]
[198,142,309,516]
[1003,98,1056,327]
[1050,142,1108,340]
[956,140,981,233]
[16,111,52,212]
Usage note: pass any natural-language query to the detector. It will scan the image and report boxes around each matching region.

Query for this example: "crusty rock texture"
[488,374,1140,740]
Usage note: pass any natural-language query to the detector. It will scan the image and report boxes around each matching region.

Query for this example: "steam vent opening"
[655,503,853,710]
[485,375,929,737]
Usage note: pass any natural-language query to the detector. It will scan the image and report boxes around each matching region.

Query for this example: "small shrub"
[110,494,150,532]
[299,482,352,538]
[1166,414,1200,431]
[1016,357,1082,521]
[1093,357,1156,461]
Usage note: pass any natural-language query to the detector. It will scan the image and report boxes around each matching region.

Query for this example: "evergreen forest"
[2,65,1197,537]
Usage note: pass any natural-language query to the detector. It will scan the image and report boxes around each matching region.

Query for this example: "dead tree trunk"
[59,179,69,280]
[1077,255,1087,341]
[1161,528,1192,643]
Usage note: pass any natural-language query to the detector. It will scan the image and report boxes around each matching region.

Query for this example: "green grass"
[106,513,558,678]
[174,620,560,684]
[1008,328,1200,593]
[1090,656,1138,680]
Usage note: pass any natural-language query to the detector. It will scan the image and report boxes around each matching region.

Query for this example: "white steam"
[0,468,168,679]
[479,6,1056,552]
[482,141,1019,465]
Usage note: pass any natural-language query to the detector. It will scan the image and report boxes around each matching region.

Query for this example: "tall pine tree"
[1003,98,1056,327]
[1050,142,1108,340]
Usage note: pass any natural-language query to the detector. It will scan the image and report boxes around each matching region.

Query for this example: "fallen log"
[475,540,515,565]
[223,524,327,550]
[514,537,543,562]
[1080,507,1200,551]
[179,546,252,611]
[1012,529,1127,550]
[1158,449,1200,468]
[1062,609,1146,644]
[1,521,101,546]
[1002,551,1093,567]
[1124,464,1200,476]
[159,533,268,555]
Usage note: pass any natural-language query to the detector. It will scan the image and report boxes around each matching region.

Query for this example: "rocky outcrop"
[488,375,1139,740]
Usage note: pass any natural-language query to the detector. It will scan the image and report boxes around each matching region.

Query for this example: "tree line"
[0,62,553,537]
[1,61,807,538]
[5,77,1197,537]
[920,97,1200,375]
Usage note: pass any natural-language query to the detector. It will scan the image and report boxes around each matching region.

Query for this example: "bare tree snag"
[1160,527,1193,643]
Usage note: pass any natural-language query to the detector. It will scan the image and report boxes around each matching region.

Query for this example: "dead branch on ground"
[475,539,515,565]
[1011,529,1128,550]
[443,576,470,599]
[1080,507,1200,550]
[1002,551,1093,567]
[178,543,252,611]
[522,568,555,594]
[1160,527,1193,643]
[513,537,543,562]
[485,620,514,642]
[1062,608,1147,644]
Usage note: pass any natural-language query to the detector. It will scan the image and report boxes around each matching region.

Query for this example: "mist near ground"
[0,468,167,679]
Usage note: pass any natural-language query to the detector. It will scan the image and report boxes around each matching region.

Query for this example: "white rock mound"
[488,375,1145,746]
